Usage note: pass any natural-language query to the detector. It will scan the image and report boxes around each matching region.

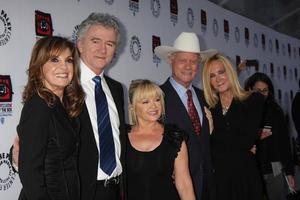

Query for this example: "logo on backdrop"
[275,39,279,54]
[282,43,286,56]
[105,0,114,5]
[288,43,291,57]
[35,10,53,37]
[212,18,219,37]
[268,39,273,52]
[277,66,281,80]
[289,68,293,81]
[200,9,207,32]
[234,27,240,43]
[253,33,258,48]
[0,75,13,125]
[186,8,194,29]
[130,35,141,61]
[261,34,265,50]
[294,47,297,59]
[244,27,249,47]
[283,65,287,80]
[0,10,12,46]
[152,35,161,67]
[294,68,298,80]
[170,0,178,26]
[223,19,229,41]
[71,25,79,44]
[270,63,274,78]
[0,152,16,191]
[129,0,139,16]
[263,63,267,74]
[299,47,300,59]
[278,89,282,104]
[151,0,161,18]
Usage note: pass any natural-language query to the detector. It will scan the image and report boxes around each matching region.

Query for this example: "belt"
[97,175,120,188]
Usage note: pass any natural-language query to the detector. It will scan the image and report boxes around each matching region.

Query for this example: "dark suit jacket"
[161,79,213,200]
[292,92,300,136]
[18,94,80,200]
[78,75,126,200]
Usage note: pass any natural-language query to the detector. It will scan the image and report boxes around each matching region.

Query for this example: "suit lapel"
[162,80,194,133]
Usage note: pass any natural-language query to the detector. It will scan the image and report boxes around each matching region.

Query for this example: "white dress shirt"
[80,60,122,179]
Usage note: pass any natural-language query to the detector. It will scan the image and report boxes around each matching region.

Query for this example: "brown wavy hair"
[22,36,85,118]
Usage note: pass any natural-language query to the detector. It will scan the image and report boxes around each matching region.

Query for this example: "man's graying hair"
[77,13,121,48]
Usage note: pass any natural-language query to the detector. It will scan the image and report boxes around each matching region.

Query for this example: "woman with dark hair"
[245,72,294,200]
[17,36,85,200]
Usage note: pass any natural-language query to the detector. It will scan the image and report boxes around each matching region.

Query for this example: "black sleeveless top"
[125,124,186,200]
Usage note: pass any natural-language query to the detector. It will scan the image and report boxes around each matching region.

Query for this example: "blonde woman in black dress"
[125,79,195,200]
[202,54,265,200]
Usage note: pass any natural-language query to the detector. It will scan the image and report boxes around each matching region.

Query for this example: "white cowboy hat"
[154,32,217,62]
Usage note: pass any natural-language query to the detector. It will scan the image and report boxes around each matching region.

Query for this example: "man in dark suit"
[154,32,217,200]
[76,13,126,200]
[11,13,126,200]
[292,79,300,138]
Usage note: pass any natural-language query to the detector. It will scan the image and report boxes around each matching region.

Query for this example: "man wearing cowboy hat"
[155,32,217,200]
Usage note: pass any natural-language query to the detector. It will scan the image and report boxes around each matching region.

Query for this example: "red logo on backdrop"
[152,35,161,66]
[152,35,161,53]
[35,10,53,37]
[261,34,265,49]
[201,10,207,26]
[170,0,178,26]
[270,63,274,77]
[224,19,229,34]
[0,75,13,102]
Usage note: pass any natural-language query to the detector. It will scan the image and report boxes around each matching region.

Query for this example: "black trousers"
[94,181,121,200]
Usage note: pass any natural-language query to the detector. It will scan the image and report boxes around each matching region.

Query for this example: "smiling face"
[77,24,117,75]
[135,95,162,124]
[42,49,74,97]
[209,60,231,94]
[169,52,200,88]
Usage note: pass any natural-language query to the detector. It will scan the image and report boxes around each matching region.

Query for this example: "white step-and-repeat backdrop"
[1,0,300,199]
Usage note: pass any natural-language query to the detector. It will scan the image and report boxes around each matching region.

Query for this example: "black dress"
[125,124,185,200]
[210,92,264,200]
[18,94,80,200]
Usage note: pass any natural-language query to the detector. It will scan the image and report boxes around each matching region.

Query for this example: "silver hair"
[77,13,121,48]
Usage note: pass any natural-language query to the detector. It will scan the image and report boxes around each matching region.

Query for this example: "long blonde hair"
[202,53,249,108]
[128,79,165,125]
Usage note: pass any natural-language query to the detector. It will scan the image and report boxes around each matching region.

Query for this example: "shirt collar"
[80,59,104,84]
[169,76,193,96]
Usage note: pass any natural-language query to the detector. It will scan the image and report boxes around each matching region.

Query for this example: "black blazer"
[160,79,213,200]
[18,94,80,200]
[78,75,126,200]
[292,92,300,136]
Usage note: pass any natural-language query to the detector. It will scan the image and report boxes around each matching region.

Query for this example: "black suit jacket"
[161,79,213,200]
[292,92,300,136]
[18,94,80,200]
[78,75,126,200]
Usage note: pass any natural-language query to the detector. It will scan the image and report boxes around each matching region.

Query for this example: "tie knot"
[93,76,101,85]
[186,89,192,98]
